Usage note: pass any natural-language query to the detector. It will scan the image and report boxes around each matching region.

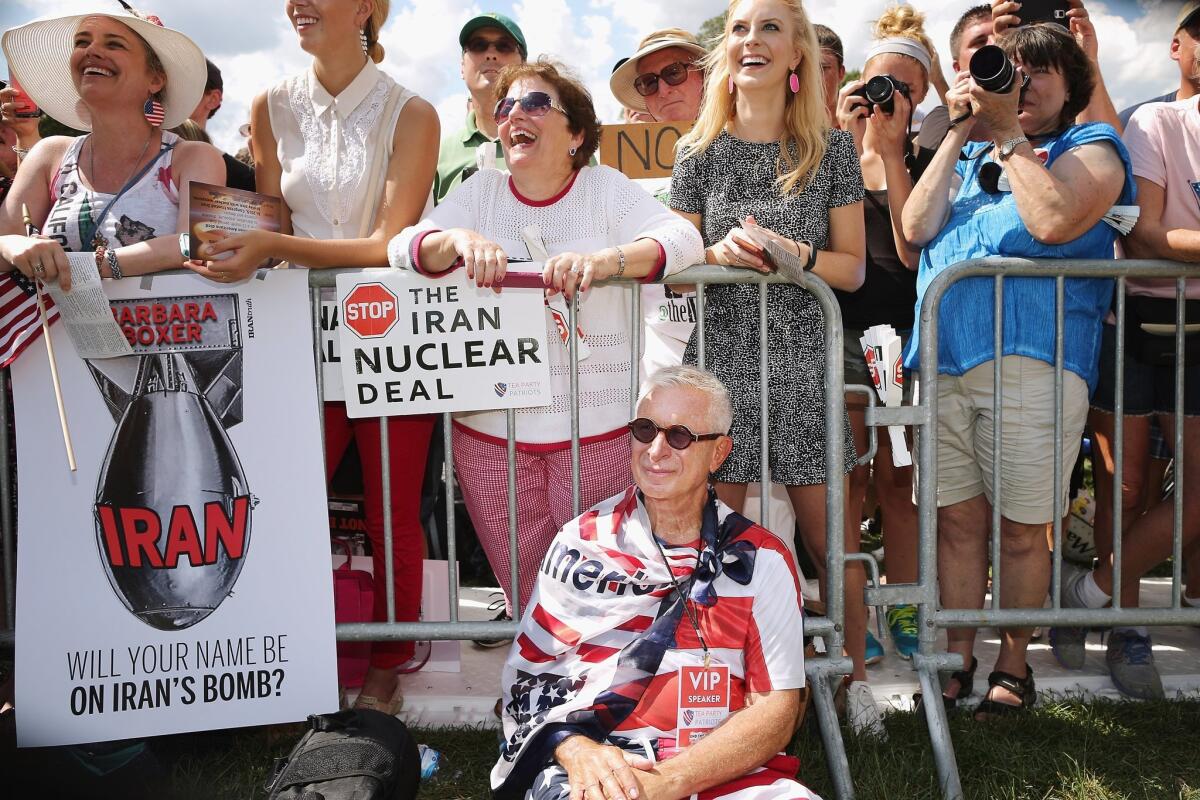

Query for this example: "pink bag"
[332,540,373,688]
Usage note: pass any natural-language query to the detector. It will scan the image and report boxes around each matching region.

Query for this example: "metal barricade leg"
[810,668,855,800]
[915,657,964,800]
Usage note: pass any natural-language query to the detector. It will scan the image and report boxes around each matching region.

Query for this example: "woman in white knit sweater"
[390,59,703,613]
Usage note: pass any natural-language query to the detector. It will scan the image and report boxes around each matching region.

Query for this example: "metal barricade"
[868,257,1200,800]
[21,259,1198,797]
[306,264,859,798]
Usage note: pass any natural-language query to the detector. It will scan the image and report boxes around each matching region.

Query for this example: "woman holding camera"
[833,3,930,664]
[901,23,1133,718]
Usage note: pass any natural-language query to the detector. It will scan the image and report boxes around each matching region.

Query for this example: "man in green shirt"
[434,13,527,203]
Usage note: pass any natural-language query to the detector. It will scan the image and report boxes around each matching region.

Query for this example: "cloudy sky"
[0,0,1188,155]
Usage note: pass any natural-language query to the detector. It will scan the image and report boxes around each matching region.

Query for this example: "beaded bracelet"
[94,244,107,273]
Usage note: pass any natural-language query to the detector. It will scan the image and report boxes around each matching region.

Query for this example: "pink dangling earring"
[728,75,735,94]
[143,96,165,127]
[789,70,800,94]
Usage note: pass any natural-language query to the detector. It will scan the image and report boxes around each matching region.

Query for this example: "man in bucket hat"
[610,28,706,124]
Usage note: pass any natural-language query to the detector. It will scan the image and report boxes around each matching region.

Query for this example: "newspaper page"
[44,253,134,359]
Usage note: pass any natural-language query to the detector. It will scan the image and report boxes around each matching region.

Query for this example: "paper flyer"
[43,253,135,360]
[188,181,283,261]
[860,324,912,468]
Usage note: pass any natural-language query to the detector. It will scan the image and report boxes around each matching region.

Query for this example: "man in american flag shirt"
[492,366,819,800]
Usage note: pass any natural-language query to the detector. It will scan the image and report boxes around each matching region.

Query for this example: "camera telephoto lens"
[970,44,1018,93]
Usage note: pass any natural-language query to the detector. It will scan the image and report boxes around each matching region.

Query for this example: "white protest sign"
[12,270,338,746]
[336,269,551,418]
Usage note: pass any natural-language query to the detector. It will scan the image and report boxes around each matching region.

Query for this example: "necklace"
[86,128,156,250]
[649,532,710,666]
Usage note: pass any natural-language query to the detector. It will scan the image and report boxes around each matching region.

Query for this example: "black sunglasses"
[466,37,518,55]
[494,91,568,124]
[627,417,724,450]
[632,61,693,97]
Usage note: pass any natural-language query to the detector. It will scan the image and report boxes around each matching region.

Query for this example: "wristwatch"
[997,135,1029,160]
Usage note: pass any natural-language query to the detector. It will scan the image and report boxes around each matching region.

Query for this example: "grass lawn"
[154,697,1200,800]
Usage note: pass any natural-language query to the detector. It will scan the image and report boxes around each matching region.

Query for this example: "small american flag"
[0,272,57,368]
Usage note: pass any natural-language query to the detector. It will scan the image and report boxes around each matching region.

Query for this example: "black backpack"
[265,709,420,800]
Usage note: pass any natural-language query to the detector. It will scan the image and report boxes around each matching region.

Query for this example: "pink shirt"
[1122,95,1200,298]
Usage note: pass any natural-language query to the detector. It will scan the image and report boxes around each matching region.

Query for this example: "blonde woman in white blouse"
[191,0,438,716]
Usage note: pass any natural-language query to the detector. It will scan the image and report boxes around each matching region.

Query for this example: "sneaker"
[846,680,886,738]
[886,605,919,660]
[473,594,514,649]
[865,630,885,666]
[1105,630,1165,700]
[1050,567,1088,670]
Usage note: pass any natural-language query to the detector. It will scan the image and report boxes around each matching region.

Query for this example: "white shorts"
[917,356,1088,525]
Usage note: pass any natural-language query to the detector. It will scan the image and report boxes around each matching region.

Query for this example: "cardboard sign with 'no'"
[598,121,693,180]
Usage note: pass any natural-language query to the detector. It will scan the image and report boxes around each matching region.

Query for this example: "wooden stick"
[34,283,76,471]
[23,204,76,472]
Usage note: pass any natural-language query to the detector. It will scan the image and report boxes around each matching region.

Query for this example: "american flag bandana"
[490,487,759,798]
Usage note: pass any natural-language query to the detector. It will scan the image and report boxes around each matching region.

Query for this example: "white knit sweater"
[388,165,704,445]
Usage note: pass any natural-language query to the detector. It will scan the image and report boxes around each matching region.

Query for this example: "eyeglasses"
[466,37,519,55]
[494,91,569,124]
[632,61,694,97]
[627,417,724,450]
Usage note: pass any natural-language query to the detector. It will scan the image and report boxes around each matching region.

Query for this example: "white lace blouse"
[267,60,426,250]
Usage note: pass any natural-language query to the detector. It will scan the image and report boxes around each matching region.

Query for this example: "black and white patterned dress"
[671,129,862,485]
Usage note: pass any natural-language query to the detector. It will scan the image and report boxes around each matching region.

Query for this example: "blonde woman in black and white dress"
[671,0,882,733]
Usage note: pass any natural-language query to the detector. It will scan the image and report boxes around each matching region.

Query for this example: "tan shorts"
[917,356,1088,525]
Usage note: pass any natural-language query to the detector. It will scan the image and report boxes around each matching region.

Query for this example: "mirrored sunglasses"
[627,417,724,450]
[632,61,692,97]
[494,91,569,124]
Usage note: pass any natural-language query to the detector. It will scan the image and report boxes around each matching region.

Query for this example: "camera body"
[851,74,911,116]
[1020,0,1071,28]
[969,45,1031,96]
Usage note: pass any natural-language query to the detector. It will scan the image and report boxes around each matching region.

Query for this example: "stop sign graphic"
[343,282,399,338]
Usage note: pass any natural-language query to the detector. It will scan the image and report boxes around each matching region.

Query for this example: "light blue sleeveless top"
[903,122,1135,391]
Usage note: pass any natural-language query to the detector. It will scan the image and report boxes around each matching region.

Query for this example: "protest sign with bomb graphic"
[89,293,253,630]
[12,271,337,748]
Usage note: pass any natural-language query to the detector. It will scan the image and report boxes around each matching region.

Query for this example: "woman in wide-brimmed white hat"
[0,7,224,289]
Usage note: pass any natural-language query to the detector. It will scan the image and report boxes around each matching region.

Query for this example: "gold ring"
[32,262,45,275]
